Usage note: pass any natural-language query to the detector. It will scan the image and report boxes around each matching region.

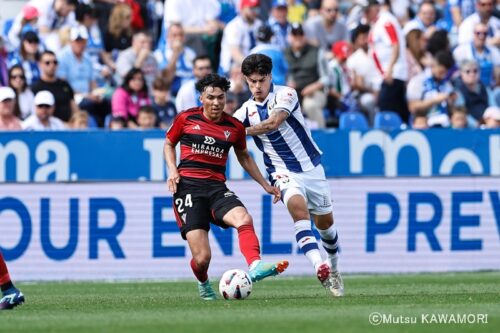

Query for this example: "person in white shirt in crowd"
[22,90,66,131]
[403,0,437,37]
[458,0,500,47]
[154,23,196,97]
[454,22,500,87]
[325,40,352,115]
[268,0,292,50]
[163,0,221,55]
[346,24,380,121]
[365,0,409,123]
[407,50,456,128]
[14,0,78,52]
[303,0,348,52]
[115,31,159,94]
[7,65,34,120]
[219,0,263,74]
[175,56,213,112]
[7,4,40,52]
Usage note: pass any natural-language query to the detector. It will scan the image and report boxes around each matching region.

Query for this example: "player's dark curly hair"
[241,54,273,76]
[195,73,231,93]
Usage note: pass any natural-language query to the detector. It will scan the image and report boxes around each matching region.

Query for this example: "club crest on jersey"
[204,136,216,145]
[224,130,231,140]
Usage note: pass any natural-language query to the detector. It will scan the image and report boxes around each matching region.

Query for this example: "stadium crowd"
[0,0,499,131]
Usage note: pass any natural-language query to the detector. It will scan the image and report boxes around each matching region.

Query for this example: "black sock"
[1,281,14,292]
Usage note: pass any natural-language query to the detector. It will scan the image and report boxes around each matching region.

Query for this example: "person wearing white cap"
[482,106,500,129]
[0,87,22,130]
[22,90,66,130]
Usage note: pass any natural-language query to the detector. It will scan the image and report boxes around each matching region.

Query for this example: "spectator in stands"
[68,110,89,129]
[75,3,111,88]
[111,68,150,128]
[325,41,352,117]
[219,0,263,74]
[426,29,451,57]
[136,105,157,130]
[32,50,79,123]
[268,0,291,50]
[412,111,429,129]
[407,50,456,127]
[7,4,40,52]
[250,25,288,86]
[102,3,133,75]
[0,87,22,130]
[151,76,177,129]
[154,23,195,97]
[482,106,500,128]
[450,107,469,129]
[23,0,78,51]
[405,29,427,80]
[285,23,328,128]
[8,65,34,120]
[228,63,252,107]
[9,31,41,86]
[403,1,437,37]
[458,0,500,46]
[176,55,212,112]
[57,25,110,127]
[22,90,66,130]
[108,115,127,130]
[163,0,221,56]
[453,22,500,87]
[303,0,348,52]
[454,59,490,122]
[116,31,158,93]
[366,0,409,123]
[450,0,476,28]
[346,24,379,120]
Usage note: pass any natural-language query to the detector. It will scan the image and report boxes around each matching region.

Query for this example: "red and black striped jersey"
[166,107,247,182]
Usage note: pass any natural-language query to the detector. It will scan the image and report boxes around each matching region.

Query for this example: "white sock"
[318,224,339,270]
[294,220,323,270]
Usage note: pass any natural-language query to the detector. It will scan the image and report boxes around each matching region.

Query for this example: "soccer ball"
[219,269,253,300]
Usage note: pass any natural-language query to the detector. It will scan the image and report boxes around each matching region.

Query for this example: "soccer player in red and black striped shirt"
[164,73,288,300]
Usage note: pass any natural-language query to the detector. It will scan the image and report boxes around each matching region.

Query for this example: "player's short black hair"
[195,73,231,93]
[241,54,273,76]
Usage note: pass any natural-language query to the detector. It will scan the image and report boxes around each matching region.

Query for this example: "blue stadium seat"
[374,111,403,131]
[339,111,369,130]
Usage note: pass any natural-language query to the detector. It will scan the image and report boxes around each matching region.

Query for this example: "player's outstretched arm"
[164,138,180,193]
[246,109,289,136]
[234,148,281,204]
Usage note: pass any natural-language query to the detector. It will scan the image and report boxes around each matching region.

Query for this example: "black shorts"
[173,177,245,240]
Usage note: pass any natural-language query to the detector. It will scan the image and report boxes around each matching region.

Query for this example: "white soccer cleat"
[316,262,344,297]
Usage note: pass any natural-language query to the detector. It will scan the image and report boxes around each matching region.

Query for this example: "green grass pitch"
[1,272,499,333]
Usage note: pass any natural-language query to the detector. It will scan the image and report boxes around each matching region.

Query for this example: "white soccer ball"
[219,269,253,300]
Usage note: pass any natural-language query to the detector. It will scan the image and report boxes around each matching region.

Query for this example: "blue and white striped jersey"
[233,85,322,175]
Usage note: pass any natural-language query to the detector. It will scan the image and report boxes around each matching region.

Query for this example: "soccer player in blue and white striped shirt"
[233,53,343,296]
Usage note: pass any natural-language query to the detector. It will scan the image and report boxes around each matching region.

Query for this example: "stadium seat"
[374,111,403,131]
[339,111,369,130]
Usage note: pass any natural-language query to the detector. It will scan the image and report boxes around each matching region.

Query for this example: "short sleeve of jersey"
[274,87,298,114]
[232,106,247,124]
[166,113,185,144]
[234,122,247,151]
